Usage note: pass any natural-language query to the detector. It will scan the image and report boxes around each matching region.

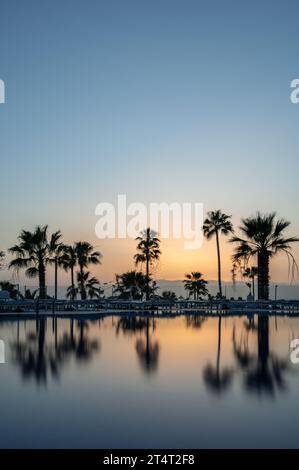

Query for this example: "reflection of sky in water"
[0,315,299,448]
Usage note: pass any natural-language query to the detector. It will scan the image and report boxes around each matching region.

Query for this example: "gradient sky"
[1,0,299,285]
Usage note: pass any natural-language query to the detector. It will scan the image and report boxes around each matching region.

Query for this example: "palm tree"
[115,270,148,300]
[74,242,102,300]
[134,228,161,300]
[76,271,103,299]
[0,281,20,299]
[21,288,38,300]
[243,266,258,300]
[230,213,299,300]
[160,290,177,301]
[60,245,77,300]
[203,210,233,298]
[0,250,5,269]
[9,225,61,299]
[184,272,208,300]
[66,284,79,300]
[48,230,63,300]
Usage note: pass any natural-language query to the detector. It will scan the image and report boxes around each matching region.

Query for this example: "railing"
[1,298,299,317]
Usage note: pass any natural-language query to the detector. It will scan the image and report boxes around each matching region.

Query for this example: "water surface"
[0,314,298,448]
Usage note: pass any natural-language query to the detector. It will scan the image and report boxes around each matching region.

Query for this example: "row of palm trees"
[6,226,102,300]
[1,211,298,301]
[203,210,298,300]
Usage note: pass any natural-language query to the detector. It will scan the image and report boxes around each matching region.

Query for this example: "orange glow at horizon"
[6,226,299,287]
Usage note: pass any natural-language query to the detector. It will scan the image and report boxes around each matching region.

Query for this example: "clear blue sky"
[1,0,299,281]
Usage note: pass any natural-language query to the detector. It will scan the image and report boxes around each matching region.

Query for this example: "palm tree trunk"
[71,266,75,300]
[54,257,58,300]
[257,251,269,300]
[146,253,150,301]
[80,265,86,300]
[252,276,255,301]
[39,262,46,299]
[215,231,222,297]
[145,317,150,364]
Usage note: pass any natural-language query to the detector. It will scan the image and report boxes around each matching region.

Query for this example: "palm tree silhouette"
[115,316,148,336]
[60,244,77,300]
[77,271,103,299]
[230,213,299,300]
[242,266,258,300]
[203,210,233,298]
[184,272,208,300]
[115,270,148,300]
[9,226,61,299]
[233,317,289,395]
[74,242,102,300]
[48,230,63,300]
[160,290,177,301]
[135,318,160,374]
[21,288,38,300]
[10,318,48,383]
[75,320,99,361]
[10,318,100,383]
[203,317,233,394]
[134,228,161,300]
[0,250,5,269]
[185,314,206,329]
[0,281,21,299]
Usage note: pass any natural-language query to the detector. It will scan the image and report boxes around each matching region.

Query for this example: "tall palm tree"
[203,210,233,298]
[48,230,63,300]
[134,228,161,300]
[60,245,77,300]
[230,212,299,300]
[74,242,102,300]
[184,272,208,300]
[9,225,61,299]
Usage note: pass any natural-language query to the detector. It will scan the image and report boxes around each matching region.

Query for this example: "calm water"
[0,314,299,448]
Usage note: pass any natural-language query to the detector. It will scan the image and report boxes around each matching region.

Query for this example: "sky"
[1,0,299,286]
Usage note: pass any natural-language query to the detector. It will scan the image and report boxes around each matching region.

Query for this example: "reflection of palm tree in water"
[185,315,206,329]
[10,318,99,384]
[115,316,148,337]
[75,320,99,361]
[135,317,159,374]
[233,316,288,395]
[11,318,53,383]
[203,317,233,394]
